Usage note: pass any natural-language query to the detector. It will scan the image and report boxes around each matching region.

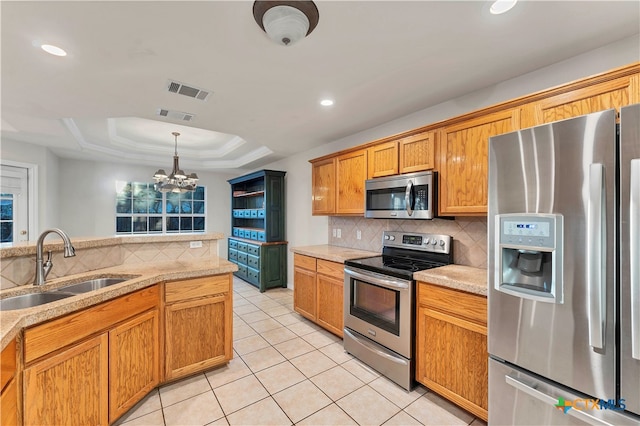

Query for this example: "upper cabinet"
[438,110,519,216]
[398,131,436,174]
[336,149,368,215]
[311,157,336,215]
[368,141,398,179]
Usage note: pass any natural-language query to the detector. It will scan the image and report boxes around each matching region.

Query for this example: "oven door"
[343,266,412,358]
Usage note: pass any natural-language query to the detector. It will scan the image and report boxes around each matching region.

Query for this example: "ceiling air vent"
[156,108,195,122]
[166,79,211,101]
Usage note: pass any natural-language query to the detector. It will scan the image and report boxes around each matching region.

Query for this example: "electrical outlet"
[337,229,342,238]
[190,241,203,248]
[332,228,337,237]
[356,230,362,240]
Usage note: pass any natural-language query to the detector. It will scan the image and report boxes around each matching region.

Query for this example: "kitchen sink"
[0,292,75,311]
[54,277,129,294]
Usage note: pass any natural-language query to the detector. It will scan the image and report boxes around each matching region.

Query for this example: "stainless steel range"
[343,231,453,390]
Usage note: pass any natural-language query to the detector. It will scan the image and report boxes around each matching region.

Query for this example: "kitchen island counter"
[414,264,487,296]
[290,244,378,264]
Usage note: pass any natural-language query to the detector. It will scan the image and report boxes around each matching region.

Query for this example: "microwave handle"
[405,180,414,216]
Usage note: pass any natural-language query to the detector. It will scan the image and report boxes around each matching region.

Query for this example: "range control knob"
[389,235,396,241]
[439,240,445,246]
[431,239,437,245]
[384,235,390,240]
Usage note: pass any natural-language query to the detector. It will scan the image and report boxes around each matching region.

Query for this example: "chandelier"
[153,132,199,193]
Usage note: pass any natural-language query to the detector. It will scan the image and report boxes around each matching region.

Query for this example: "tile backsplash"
[328,217,487,269]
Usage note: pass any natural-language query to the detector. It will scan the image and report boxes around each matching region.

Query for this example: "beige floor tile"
[163,391,224,425]
[233,303,260,315]
[249,318,283,333]
[233,334,270,355]
[301,329,341,349]
[273,337,316,359]
[114,389,161,424]
[319,342,353,364]
[289,350,337,378]
[383,411,424,425]
[274,312,304,326]
[226,397,292,426]
[368,376,426,409]
[470,418,488,426]
[341,358,381,383]
[208,417,229,425]
[252,299,282,310]
[117,409,165,426]
[404,392,474,426]
[233,297,251,307]
[336,386,401,426]
[272,380,332,423]
[205,356,252,389]
[233,323,257,341]
[214,375,269,415]
[255,361,306,394]
[297,403,357,425]
[159,373,211,407]
[287,320,321,336]
[261,305,291,317]
[310,366,364,401]
[241,310,271,323]
[241,346,286,372]
[260,326,297,345]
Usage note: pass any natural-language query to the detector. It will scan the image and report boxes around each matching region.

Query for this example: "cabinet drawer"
[247,254,260,269]
[317,259,343,280]
[237,264,248,277]
[232,228,240,237]
[165,275,231,304]
[228,249,238,262]
[247,244,259,256]
[250,231,258,240]
[232,210,242,218]
[250,209,258,218]
[237,242,248,252]
[294,254,317,272]
[257,232,266,242]
[258,209,265,218]
[237,252,248,265]
[25,285,159,364]
[238,229,246,238]
[417,282,487,325]
[248,267,260,283]
[229,239,238,249]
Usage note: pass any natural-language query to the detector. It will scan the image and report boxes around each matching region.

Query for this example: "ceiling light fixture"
[41,44,67,56]
[153,132,199,193]
[490,0,518,15]
[253,1,319,46]
[320,99,334,106]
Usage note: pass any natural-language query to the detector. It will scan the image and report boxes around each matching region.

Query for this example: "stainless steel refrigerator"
[488,105,640,425]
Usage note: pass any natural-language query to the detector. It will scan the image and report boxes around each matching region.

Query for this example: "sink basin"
[0,292,75,311]
[54,277,129,294]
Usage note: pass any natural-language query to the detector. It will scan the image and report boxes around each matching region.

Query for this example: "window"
[0,193,14,243]
[115,181,206,234]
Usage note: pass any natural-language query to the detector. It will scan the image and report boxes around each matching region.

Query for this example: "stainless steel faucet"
[34,228,76,285]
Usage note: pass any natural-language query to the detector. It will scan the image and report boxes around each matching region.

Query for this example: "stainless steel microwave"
[365,171,436,219]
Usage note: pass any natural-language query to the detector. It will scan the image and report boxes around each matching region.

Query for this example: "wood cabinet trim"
[316,259,343,280]
[0,377,17,426]
[294,253,317,272]
[165,275,230,303]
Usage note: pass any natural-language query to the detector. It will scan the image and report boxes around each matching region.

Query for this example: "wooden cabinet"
[228,238,287,292]
[109,309,160,420]
[438,109,519,216]
[1,338,18,426]
[368,141,399,179]
[164,274,233,381]
[336,149,367,215]
[24,334,109,425]
[315,259,344,337]
[399,131,436,174]
[520,73,640,128]
[229,169,286,243]
[23,286,159,425]
[311,157,336,215]
[293,254,344,337]
[416,282,488,421]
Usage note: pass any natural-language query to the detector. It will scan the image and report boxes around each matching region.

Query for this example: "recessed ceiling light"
[320,99,334,106]
[41,44,67,57]
[490,0,517,15]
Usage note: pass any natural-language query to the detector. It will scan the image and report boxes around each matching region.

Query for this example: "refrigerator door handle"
[505,375,614,426]
[588,163,606,350]
[631,159,640,360]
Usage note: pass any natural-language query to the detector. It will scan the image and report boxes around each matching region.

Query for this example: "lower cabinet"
[1,338,18,426]
[229,238,287,292]
[23,286,160,425]
[293,253,344,337]
[416,281,488,421]
[164,274,233,381]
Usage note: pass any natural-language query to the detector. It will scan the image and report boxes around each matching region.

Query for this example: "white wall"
[264,35,640,287]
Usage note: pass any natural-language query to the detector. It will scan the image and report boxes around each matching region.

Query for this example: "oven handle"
[344,267,410,290]
[344,328,409,366]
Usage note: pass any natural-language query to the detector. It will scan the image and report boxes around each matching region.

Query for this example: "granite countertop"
[414,264,488,296]
[0,256,237,350]
[290,245,379,263]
